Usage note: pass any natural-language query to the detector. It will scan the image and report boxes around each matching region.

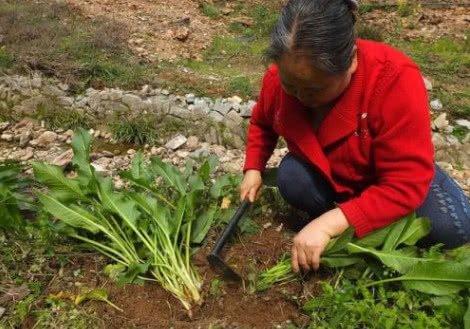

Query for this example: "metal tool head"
[207,253,242,282]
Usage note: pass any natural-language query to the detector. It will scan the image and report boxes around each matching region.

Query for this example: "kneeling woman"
[240,0,470,273]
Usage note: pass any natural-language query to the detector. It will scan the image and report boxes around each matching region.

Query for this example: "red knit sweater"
[243,39,435,237]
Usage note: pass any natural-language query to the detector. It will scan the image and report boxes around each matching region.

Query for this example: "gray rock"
[213,98,232,115]
[240,100,256,118]
[18,131,31,147]
[185,93,196,104]
[455,119,470,130]
[432,132,447,148]
[0,306,5,318]
[169,105,190,119]
[430,99,443,111]
[446,135,460,146]
[37,131,58,147]
[205,126,220,144]
[189,145,210,158]
[165,134,187,150]
[122,94,145,110]
[209,110,224,123]
[224,110,243,129]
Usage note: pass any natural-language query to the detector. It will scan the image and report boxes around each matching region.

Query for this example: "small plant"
[255,255,298,292]
[0,162,34,231]
[397,0,414,17]
[34,129,240,312]
[0,46,14,70]
[110,115,158,145]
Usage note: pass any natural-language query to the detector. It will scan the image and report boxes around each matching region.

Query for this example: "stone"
[176,150,189,158]
[91,163,108,173]
[58,82,69,91]
[165,134,187,150]
[189,145,210,159]
[455,119,470,130]
[225,110,243,128]
[422,76,432,91]
[213,99,232,115]
[122,94,145,110]
[37,131,58,147]
[240,100,255,118]
[150,146,164,156]
[432,133,447,148]
[430,99,443,111]
[186,136,199,151]
[0,306,5,318]
[52,149,74,167]
[174,26,190,42]
[20,147,34,161]
[209,110,224,123]
[127,149,136,155]
[433,113,448,130]
[446,135,460,146]
[185,93,196,104]
[1,133,13,142]
[18,131,31,147]
[227,96,243,104]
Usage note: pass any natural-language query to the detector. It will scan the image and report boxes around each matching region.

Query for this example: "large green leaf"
[150,158,186,194]
[347,243,443,273]
[210,175,231,198]
[37,192,101,234]
[398,262,470,295]
[325,227,355,255]
[191,206,217,244]
[356,225,394,248]
[71,128,93,180]
[382,215,431,251]
[33,162,85,201]
[321,255,363,268]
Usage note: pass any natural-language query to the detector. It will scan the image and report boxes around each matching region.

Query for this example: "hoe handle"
[211,199,251,256]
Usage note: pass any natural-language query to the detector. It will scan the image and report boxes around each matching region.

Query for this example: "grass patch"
[0,46,14,70]
[200,3,220,19]
[35,100,93,130]
[228,76,253,98]
[356,23,384,42]
[0,1,151,93]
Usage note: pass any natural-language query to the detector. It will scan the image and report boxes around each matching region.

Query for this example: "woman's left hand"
[291,208,350,272]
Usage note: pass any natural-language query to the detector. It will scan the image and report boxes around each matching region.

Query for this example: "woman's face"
[278,51,357,109]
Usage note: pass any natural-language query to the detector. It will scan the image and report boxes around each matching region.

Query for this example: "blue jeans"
[276,154,470,248]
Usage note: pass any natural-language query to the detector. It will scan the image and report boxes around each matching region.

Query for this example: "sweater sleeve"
[243,70,279,172]
[338,65,435,237]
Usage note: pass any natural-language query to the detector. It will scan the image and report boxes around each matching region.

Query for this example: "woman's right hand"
[240,170,263,202]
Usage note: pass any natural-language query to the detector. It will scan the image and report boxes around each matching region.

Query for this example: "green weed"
[35,101,93,130]
[356,23,384,42]
[201,3,220,19]
[109,115,158,145]
[0,46,14,70]
[228,76,253,98]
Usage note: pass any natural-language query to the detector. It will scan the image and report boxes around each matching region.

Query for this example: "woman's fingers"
[310,248,321,271]
[291,245,299,273]
[297,247,310,272]
[248,187,258,202]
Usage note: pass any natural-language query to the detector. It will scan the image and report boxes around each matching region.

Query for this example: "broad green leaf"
[356,225,394,248]
[382,216,412,251]
[347,243,442,273]
[321,255,363,268]
[397,217,431,246]
[188,175,204,191]
[71,128,93,179]
[103,263,126,281]
[210,175,231,198]
[118,262,149,285]
[33,162,85,200]
[150,158,186,194]
[399,262,470,295]
[131,193,171,234]
[325,227,355,255]
[191,206,217,244]
[448,245,470,266]
[198,159,211,182]
[37,192,101,234]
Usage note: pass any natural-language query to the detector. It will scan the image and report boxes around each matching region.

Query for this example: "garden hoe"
[207,199,252,282]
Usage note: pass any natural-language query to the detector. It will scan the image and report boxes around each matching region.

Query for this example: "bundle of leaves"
[33,129,240,312]
[256,214,470,295]
[0,162,34,231]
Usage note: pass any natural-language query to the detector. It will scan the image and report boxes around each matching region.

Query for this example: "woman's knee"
[416,165,470,248]
[276,154,334,216]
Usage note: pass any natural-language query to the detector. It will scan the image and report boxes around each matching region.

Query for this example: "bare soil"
[32,216,323,329]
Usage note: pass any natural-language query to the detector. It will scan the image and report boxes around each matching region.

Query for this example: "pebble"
[37,131,58,147]
[186,136,199,151]
[430,99,443,111]
[433,113,448,130]
[127,149,136,155]
[455,119,470,130]
[422,76,433,91]
[165,134,187,150]
[20,147,34,161]
[1,133,13,141]
[52,149,74,167]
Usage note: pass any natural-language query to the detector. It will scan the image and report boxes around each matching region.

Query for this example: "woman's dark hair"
[267,0,357,74]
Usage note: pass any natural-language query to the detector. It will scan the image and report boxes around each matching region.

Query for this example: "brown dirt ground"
[28,215,325,329]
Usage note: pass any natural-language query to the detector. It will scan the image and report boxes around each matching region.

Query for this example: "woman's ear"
[348,47,358,75]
